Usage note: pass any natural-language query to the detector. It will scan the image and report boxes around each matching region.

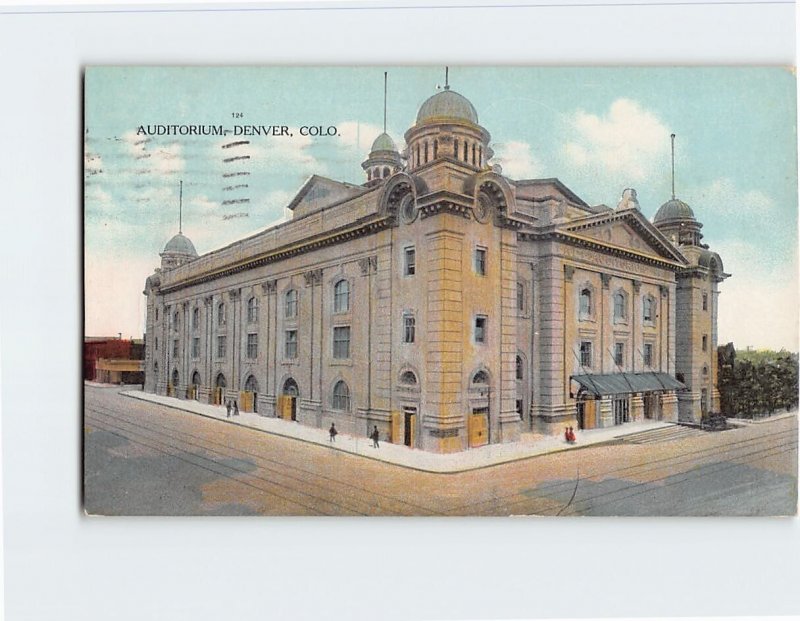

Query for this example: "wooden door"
[468,414,488,448]
[390,411,402,444]
[584,400,597,429]
[405,413,416,448]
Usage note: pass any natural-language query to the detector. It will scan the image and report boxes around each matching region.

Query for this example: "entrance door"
[468,407,489,448]
[282,378,299,421]
[613,397,630,425]
[403,407,417,448]
[578,399,597,429]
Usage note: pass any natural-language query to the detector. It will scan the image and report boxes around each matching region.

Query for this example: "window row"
[579,288,658,323]
[168,280,354,333]
[578,341,656,369]
[167,328,351,361]
[402,246,488,277]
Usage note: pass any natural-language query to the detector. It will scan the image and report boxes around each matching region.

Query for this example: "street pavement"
[84,384,798,516]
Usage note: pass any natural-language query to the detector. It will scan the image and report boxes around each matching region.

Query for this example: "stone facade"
[142,85,727,453]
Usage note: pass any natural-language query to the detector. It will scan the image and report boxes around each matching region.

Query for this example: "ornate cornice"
[261,279,277,294]
[519,229,685,271]
[358,255,378,276]
[158,216,393,294]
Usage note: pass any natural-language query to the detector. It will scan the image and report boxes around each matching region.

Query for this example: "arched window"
[153,361,159,380]
[579,288,592,318]
[382,166,390,178]
[247,296,258,323]
[702,365,709,376]
[463,141,468,161]
[516,355,524,380]
[400,370,418,385]
[424,141,428,162]
[367,169,372,181]
[215,373,226,388]
[191,370,201,386]
[453,139,459,158]
[472,370,489,385]
[433,139,438,159]
[285,289,298,318]
[478,145,482,167]
[244,375,259,393]
[472,143,476,165]
[192,307,200,330]
[643,296,655,322]
[282,377,299,396]
[171,369,179,386]
[217,302,226,327]
[332,380,351,411]
[613,291,626,321]
[334,280,350,313]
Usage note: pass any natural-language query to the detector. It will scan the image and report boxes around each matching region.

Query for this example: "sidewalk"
[121,389,677,473]
[727,410,797,426]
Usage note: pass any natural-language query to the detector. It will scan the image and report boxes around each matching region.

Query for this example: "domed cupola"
[362,131,403,187]
[159,181,198,270]
[652,135,703,247]
[405,70,493,174]
[160,232,198,270]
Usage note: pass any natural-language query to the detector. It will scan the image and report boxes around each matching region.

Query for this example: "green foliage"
[718,344,799,418]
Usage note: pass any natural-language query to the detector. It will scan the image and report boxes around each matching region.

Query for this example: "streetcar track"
[445,426,798,514]
[86,402,442,516]
[85,421,330,516]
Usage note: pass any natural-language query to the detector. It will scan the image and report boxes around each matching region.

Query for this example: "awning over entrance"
[571,372,685,397]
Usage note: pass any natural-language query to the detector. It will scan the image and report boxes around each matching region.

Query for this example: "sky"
[84,66,798,351]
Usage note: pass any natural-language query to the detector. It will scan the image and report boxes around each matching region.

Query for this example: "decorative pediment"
[561,208,687,264]
[286,174,367,219]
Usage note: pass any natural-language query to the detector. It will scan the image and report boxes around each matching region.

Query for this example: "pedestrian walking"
[564,427,570,443]
[233,400,239,417]
[329,422,338,442]
[567,427,576,444]
[226,401,232,418]
[371,425,380,448]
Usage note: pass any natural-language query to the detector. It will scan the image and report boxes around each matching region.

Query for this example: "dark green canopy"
[571,372,685,397]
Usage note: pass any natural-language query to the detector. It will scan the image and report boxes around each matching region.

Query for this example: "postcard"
[83,66,798,516]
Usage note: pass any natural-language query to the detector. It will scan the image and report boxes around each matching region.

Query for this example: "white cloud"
[691,177,775,221]
[562,98,671,184]
[212,128,323,177]
[492,140,542,179]
[121,130,185,176]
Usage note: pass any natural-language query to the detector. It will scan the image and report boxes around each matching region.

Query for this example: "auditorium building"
[143,83,728,453]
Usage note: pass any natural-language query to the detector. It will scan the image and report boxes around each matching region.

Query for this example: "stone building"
[142,83,728,452]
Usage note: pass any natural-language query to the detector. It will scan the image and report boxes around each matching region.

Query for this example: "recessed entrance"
[280,378,299,421]
[242,375,259,413]
[403,406,417,448]
[468,406,489,448]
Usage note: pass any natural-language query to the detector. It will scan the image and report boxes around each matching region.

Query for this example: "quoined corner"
[143,82,729,453]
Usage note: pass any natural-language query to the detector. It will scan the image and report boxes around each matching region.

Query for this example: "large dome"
[370,132,397,152]
[416,88,479,125]
[163,232,197,256]
[653,198,695,224]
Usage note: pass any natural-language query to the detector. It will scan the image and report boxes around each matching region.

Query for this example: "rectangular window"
[172,339,179,357]
[403,313,415,343]
[333,326,351,359]
[702,334,708,352]
[475,247,487,276]
[191,337,200,359]
[285,330,297,359]
[643,343,653,367]
[580,341,593,368]
[155,336,158,351]
[216,335,226,358]
[517,283,525,312]
[474,315,487,344]
[404,247,415,276]
[702,291,708,311]
[247,333,258,359]
[614,342,625,367]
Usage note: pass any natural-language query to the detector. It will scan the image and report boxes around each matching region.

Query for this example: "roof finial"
[444,66,450,91]
[383,71,388,133]
[670,133,676,200]
[179,179,183,234]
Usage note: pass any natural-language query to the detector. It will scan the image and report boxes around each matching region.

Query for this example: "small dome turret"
[654,198,695,224]
[362,132,403,187]
[370,132,397,153]
[160,232,197,270]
